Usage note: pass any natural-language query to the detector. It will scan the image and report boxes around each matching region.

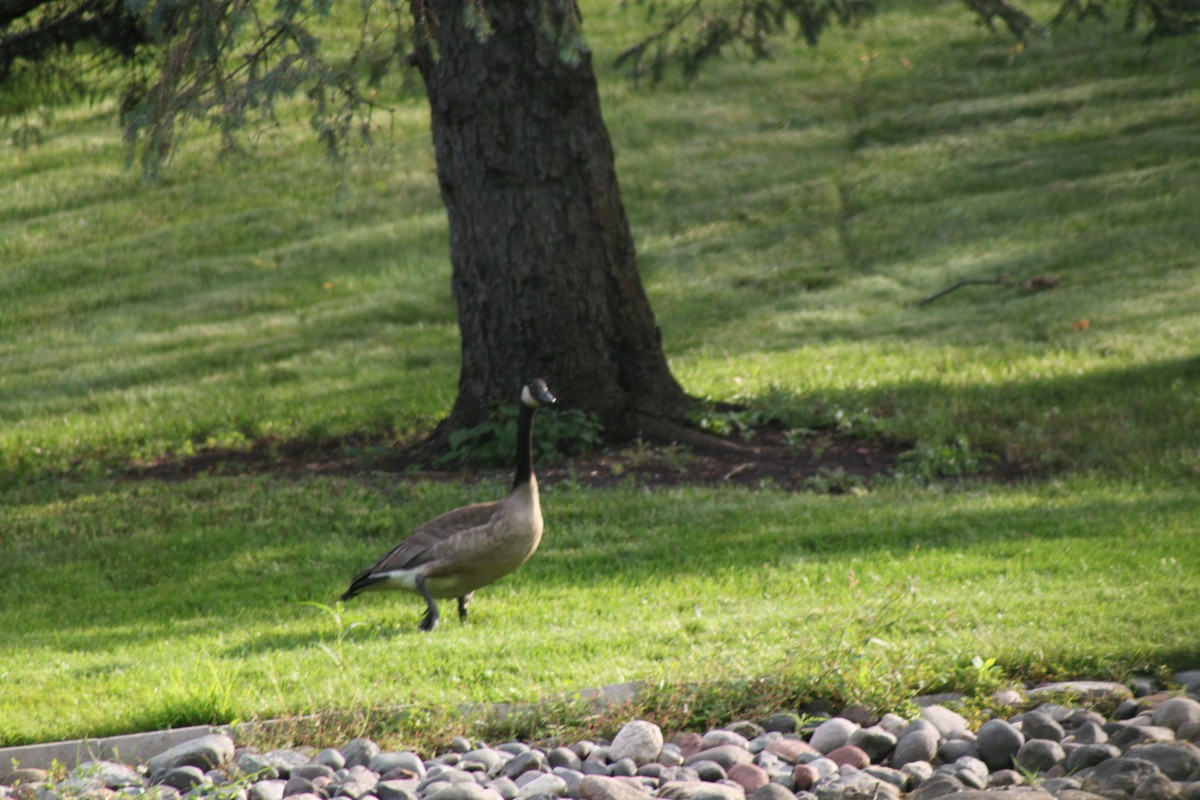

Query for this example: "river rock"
[848,728,896,764]
[1066,744,1121,772]
[1124,742,1200,781]
[611,722,665,766]
[814,771,900,800]
[810,719,859,755]
[370,753,426,779]
[976,720,1024,771]
[892,725,940,769]
[148,734,236,780]
[1022,711,1067,742]
[921,707,970,738]
[656,781,745,800]
[724,764,768,794]
[683,747,752,771]
[764,739,817,764]
[579,776,648,800]
[342,740,382,770]
[1152,699,1200,733]
[1016,739,1066,774]
[825,746,869,770]
[1027,682,1134,705]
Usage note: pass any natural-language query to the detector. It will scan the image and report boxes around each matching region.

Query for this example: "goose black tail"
[339,573,384,602]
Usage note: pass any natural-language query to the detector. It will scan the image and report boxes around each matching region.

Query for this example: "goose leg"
[415,576,440,632]
[457,592,474,623]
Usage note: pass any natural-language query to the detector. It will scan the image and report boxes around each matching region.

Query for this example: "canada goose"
[339,379,557,631]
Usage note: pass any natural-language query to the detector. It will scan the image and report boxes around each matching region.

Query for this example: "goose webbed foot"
[457,592,474,623]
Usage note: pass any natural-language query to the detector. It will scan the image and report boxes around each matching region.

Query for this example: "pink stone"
[726,764,769,793]
[674,732,703,758]
[765,738,819,764]
[792,764,819,791]
[826,745,870,769]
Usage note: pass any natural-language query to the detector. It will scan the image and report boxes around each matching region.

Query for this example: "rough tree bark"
[410,0,694,441]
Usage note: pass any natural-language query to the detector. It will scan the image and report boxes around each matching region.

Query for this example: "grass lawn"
[1,0,1199,747]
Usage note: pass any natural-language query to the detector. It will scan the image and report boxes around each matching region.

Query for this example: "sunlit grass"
[1,0,1199,747]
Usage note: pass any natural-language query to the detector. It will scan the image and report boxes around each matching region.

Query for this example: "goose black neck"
[513,402,537,489]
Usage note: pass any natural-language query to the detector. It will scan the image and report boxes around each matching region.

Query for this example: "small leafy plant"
[894,435,996,483]
[436,406,603,468]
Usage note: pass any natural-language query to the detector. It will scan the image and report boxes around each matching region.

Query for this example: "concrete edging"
[0,681,645,771]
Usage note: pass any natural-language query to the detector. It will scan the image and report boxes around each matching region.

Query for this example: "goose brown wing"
[359,500,500,574]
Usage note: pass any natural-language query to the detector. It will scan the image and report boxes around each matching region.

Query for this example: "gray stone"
[725,723,767,742]
[317,751,347,771]
[282,776,316,798]
[687,761,727,783]
[976,720,1024,771]
[1070,723,1109,746]
[1130,774,1175,800]
[926,792,1052,800]
[501,753,545,781]
[921,707,970,738]
[374,780,419,800]
[552,768,583,796]
[1066,744,1121,772]
[1049,787,1098,800]
[1111,726,1177,750]
[609,761,637,779]
[1022,711,1067,742]
[987,770,1024,788]
[863,766,906,790]
[701,733,749,752]
[762,715,801,735]
[155,767,208,792]
[907,777,964,800]
[810,720,859,755]
[684,748,753,771]
[488,778,520,800]
[899,762,933,788]
[892,726,939,769]
[1082,758,1165,797]
[461,750,508,774]
[342,741,381,771]
[814,771,900,800]
[249,780,287,800]
[656,782,746,800]
[238,753,279,780]
[264,751,313,778]
[611,723,665,767]
[515,774,567,798]
[1152,699,1200,733]
[370,753,425,779]
[938,739,979,763]
[579,776,649,800]
[148,734,236,780]
[547,749,581,773]
[749,784,793,800]
[74,763,143,790]
[294,765,336,783]
[847,728,896,764]
[1016,739,1066,774]
[1124,742,1200,781]
[337,766,379,800]
[1175,673,1200,695]
[876,716,908,737]
[426,785,499,800]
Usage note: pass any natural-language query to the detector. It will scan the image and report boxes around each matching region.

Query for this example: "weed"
[801,467,869,495]
[435,406,603,468]
[894,436,997,483]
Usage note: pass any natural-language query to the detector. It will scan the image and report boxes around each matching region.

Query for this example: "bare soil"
[124,425,949,491]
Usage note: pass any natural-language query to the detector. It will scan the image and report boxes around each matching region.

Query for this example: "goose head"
[521,379,557,409]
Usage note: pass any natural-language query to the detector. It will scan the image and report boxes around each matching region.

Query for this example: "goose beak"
[524,379,557,407]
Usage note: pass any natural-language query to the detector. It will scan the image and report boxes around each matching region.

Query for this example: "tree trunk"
[411,0,692,442]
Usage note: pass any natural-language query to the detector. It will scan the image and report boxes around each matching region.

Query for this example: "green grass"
[2,0,1200,747]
